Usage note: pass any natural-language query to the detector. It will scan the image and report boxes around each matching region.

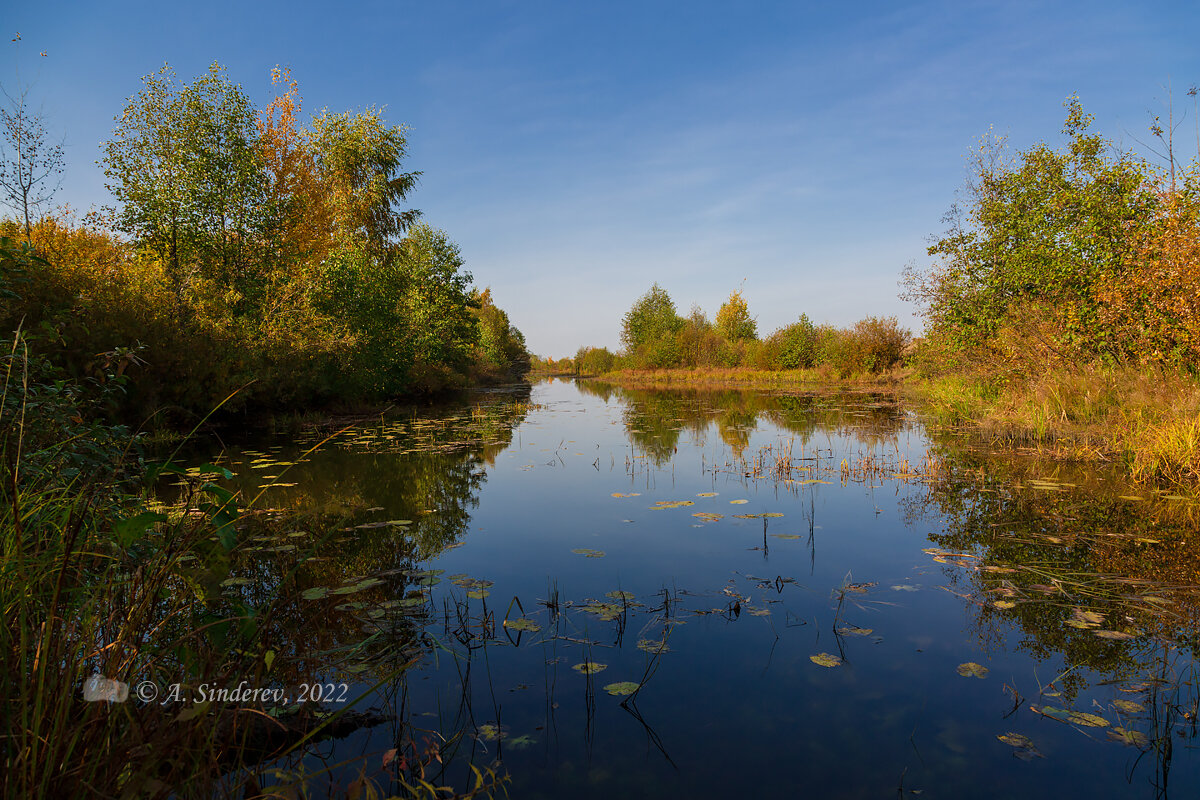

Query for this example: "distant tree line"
[541,283,910,377]
[0,63,528,423]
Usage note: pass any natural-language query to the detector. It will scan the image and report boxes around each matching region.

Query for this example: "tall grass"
[914,363,1200,489]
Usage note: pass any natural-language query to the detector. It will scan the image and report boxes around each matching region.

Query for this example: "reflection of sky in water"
[246,379,1200,799]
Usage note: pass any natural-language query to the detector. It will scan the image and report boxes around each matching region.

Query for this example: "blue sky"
[5,1,1200,357]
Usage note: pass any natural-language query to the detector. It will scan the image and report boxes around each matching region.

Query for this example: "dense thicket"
[0,63,528,424]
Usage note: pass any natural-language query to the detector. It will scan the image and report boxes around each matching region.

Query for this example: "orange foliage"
[1095,192,1200,368]
[257,67,332,269]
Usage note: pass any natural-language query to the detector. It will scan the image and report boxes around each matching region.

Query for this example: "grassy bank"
[912,367,1200,488]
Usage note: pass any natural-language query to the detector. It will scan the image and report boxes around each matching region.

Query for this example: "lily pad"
[997,732,1035,749]
[603,681,641,696]
[1094,629,1138,640]
[729,499,749,505]
[476,723,506,741]
[572,662,608,675]
[692,512,724,521]
[606,590,636,602]
[1113,699,1144,714]
[810,653,843,668]
[581,601,624,621]
[300,587,330,601]
[696,492,718,497]
[650,500,694,510]
[504,617,541,633]
[1067,711,1109,728]
[771,533,802,540]
[466,589,490,599]
[956,662,989,679]
[836,625,874,637]
[637,638,670,653]
[1108,727,1150,748]
[572,548,606,558]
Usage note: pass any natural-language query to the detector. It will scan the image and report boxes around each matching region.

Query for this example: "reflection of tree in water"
[904,438,1200,699]
[576,380,907,463]
[206,389,533,683]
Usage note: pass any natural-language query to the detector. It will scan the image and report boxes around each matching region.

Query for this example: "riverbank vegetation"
[1,60,528,799]
[904,96,1200,486]
[1,64,528,430]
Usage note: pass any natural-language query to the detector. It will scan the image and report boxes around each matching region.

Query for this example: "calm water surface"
[201,379,1200,798]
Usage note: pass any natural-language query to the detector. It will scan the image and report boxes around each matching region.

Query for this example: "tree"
[620,283,682,353]
[256,67,331,271]
[473,287,530,376]
[913,97,1156,358]
[715,289,757,341]
[309,107,420,256]
[0,80,64,243]
[102,63,270,310]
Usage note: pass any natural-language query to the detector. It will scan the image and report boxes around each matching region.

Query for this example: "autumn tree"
[257,67,331,270]
[715,289,757,341]
[1094,187,1200,369]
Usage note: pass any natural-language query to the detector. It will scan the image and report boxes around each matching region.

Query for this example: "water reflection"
[176,380,1200,798]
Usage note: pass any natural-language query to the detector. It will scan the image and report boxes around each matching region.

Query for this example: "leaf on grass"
[810,653,842,668]
[956,662,989,678]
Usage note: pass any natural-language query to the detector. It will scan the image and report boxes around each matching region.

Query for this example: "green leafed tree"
[621,283,682,352]
[912,97,1156,359]
[309,107,420,256]
[102,63,271,311]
